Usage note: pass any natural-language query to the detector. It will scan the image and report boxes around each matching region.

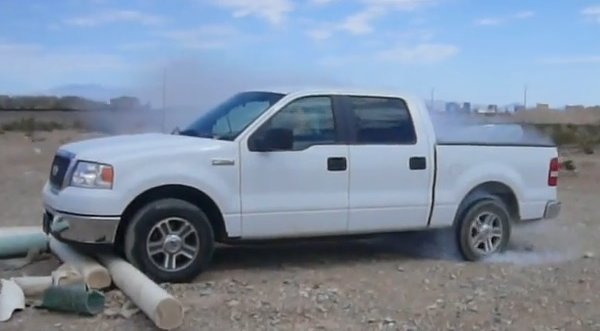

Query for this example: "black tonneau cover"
[432,119,556,147]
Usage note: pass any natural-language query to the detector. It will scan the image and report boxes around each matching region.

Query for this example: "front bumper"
[43,206,120,245]
[543,200,561,219]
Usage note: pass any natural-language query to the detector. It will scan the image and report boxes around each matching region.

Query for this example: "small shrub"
[1,117,66,133]
[2,117,34,132]
[73,119,85,130]
[22,117,35,137]
[581,142,595,154]
[562,159,576,171]
[576,132,596,154]
[36,121,65,131]
[551,128,578,145]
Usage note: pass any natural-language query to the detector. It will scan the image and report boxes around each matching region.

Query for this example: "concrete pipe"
[49,236,111,290]
[97,254,184,330]
[0,226,48,259]
[12,263,85,299]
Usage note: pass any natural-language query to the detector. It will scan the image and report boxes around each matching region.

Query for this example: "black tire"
[124,198,215,283]
[455,196,511,261]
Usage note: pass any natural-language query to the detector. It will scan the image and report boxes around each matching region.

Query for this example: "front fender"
[116,157,240,217]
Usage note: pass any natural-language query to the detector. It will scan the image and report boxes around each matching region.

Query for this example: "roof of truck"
[250,85,420,100]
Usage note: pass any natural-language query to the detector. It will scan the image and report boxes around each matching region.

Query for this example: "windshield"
[179,91,285,140]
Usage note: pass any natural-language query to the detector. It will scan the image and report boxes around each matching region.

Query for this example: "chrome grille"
[49,151,73,188]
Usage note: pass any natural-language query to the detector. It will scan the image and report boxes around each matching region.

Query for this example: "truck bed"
[427,138,558,229]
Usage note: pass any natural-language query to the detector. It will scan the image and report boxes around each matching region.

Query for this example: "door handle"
[409,156,426,170]
[327,157,347,171]
[211,158,235,166]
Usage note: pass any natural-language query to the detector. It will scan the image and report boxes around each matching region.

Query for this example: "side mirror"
[250,127,294,152]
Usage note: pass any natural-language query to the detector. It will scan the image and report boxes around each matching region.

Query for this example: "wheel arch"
[453,181,520,226]
[115,184,227,252]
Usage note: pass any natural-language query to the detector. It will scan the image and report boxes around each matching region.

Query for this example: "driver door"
[239,95,350,238]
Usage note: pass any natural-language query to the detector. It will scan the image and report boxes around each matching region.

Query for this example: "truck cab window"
[180,91,284,140]
[263,96,336,150]
[347,96,417,144]
[212,100,272,138]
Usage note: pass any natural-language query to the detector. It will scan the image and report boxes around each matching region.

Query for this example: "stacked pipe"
[0,226,185,330]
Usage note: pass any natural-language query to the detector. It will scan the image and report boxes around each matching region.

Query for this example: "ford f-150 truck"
[42,88,561,282]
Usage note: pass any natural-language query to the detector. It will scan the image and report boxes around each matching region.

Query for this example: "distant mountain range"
[39,84,132,102]
[35,84,537,112]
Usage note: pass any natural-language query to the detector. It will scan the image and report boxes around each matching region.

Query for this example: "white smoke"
[128,56,345,132]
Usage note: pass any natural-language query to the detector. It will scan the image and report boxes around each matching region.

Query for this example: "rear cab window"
[345,96,417,144]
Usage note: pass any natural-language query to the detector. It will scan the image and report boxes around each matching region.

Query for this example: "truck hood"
[58,133,230,162]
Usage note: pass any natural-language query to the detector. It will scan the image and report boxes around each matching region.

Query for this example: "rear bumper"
[543,200,561,219]
[43,206,120,245]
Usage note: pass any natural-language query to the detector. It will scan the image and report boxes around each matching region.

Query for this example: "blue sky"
[0,0,599,106]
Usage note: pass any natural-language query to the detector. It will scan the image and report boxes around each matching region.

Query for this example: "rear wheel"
[455,196,511,261]
[124,198,215,283]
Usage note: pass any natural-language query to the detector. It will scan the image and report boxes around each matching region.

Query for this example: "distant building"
[110,96,142,111]
[462,102,472,113]
[536,103,550,111]
[514,105,525,112]
[475,107,494,114]
[565,105,585,112]
[487,104,498,112]
[445,102,461,113]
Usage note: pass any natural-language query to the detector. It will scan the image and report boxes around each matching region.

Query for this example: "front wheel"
[124,198,215,283]
[455,197,511,261]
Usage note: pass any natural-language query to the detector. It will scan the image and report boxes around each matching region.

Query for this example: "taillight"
[548,157,559,186]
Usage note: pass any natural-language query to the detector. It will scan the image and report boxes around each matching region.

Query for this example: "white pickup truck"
[42,88,561,282]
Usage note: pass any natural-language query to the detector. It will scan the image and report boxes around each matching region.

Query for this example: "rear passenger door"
[342,95,433,233]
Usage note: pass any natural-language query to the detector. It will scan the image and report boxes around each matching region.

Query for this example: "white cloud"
[0,42,128,90]
[318,54,364,67]
[361,0,437,11]
[540,55,600,64]
[48,23,61,31]
[513,10,535,19]
[338,6,385,34]
[0,43,126,71]
[582,6,600,23]
[212,0,294,25]
[309,0,436,39]
[376,43,458,63]
[306,28,334,41]
[475,10,535,26]
[160,25,240,49]
[319,42,458,67]
[118,41,161,51]
[310,0,336,5]
[0,42,42,53]
[64,9,165,27]
[475,18,502,26]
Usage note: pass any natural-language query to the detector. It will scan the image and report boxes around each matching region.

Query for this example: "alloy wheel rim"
[468,211,503,256]
[146,217,199,272]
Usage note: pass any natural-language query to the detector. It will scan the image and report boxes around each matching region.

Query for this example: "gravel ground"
[1,130,599,331]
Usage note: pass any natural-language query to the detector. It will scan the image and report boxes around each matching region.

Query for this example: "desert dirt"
[1,129,600,331]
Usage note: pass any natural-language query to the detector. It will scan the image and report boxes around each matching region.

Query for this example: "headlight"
[70,161,114,189]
